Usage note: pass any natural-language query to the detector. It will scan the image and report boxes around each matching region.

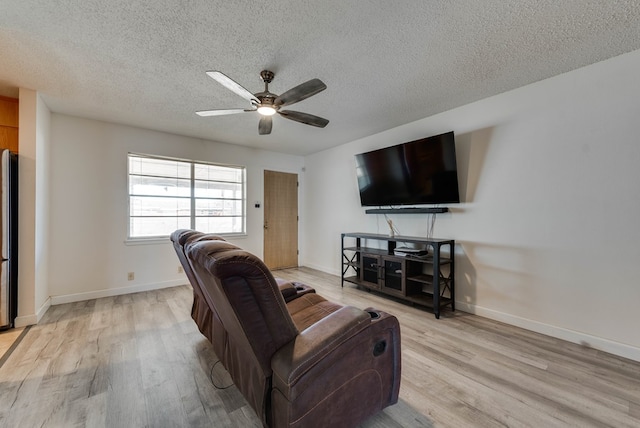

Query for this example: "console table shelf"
[341,232,455,319]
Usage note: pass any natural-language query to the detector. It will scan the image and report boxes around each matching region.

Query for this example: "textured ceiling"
[1,1,640,155]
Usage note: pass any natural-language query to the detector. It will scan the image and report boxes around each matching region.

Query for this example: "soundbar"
[365,207,448,214]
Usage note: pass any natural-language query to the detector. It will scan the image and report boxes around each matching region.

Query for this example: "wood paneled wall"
[0,95,19,153]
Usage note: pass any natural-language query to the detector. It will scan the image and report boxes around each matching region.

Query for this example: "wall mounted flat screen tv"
[355,131,460,206]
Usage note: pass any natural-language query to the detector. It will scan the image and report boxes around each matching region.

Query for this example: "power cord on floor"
[209,359,234,389]
[426,211,436,239]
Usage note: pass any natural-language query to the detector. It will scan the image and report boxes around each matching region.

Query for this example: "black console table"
[341,232,455,319]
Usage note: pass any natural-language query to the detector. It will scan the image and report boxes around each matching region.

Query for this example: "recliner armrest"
[270,306,401,426]
[272,306,381,389]
[276,277,316,302]
[276,278,298,301]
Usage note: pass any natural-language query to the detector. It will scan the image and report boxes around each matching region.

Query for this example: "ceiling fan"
[196,70,329,135]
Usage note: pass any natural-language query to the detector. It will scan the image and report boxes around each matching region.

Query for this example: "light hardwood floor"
[1,267,639,427]
[0,327,25,361]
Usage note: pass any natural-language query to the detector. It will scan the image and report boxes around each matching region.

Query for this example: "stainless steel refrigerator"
[0,149,18,330]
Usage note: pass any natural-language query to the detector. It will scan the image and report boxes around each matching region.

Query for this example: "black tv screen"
[355,131,460,206]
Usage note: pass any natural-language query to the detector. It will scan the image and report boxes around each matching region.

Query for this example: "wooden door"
[263,170,298,270]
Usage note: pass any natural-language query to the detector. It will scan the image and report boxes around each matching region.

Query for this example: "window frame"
[127,153,247,241]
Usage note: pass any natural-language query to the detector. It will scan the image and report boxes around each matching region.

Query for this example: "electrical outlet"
[178,266,184,273]
[127,272,135,281]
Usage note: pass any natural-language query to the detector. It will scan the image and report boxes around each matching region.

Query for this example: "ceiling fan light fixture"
[257,106,276,116]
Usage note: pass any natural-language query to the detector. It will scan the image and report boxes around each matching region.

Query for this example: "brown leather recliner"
[174,229,401,428]
[171,230,316,349]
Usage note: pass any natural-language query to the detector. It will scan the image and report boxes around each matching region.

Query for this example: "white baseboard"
[301,261,340,276]
[13,298,50,327]
[14,300,50,327]
[302,264,640,363]
[14,314,37,328]
[50,279,187,306]
[39,266,637,363]
[456,301,640,363]
[37,297,51,322]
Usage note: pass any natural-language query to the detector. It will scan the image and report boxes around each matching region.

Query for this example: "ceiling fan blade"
[206,71,258,103]
[196,108,254,117]
[274,78,327,107]
[278,110,329,128]
[258,116,273,135]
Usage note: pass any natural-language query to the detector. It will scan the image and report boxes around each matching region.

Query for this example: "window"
[128,153,246,238]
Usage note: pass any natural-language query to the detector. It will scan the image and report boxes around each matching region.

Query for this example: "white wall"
[302,48,640,362]
[48,115,304,303]
[17,89,37,326]
[35,93,51,317]
[16,89,51,327]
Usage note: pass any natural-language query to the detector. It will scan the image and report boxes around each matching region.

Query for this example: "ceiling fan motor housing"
[254,70,278,111]
[255,93,277,108]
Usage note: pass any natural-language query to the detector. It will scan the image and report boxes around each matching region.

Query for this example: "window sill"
[124,233,247,246]
[125,237,172,246]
